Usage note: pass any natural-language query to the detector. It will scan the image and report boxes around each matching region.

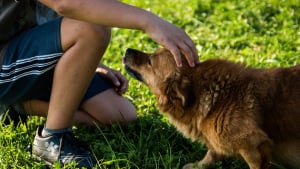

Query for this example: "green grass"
[1,0,299,168]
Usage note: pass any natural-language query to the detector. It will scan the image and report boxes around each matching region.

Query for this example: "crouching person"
[0,0,198,168]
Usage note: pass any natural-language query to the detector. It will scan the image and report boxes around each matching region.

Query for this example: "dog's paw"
[182,163,198,169]
[182,161,211,169]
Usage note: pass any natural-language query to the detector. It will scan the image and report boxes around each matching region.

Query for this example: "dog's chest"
[167,115,204,142]
[168,113,234,155]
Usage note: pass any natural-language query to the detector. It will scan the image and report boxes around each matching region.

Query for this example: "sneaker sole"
[32,153,59,167]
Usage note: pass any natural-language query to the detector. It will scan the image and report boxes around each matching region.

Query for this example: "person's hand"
[144,17,200,67]
[96,64,128,95]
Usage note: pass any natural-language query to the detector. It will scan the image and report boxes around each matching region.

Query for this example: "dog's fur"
[124,48,300,169]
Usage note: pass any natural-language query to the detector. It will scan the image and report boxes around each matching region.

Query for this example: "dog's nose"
[123,48,134,64]
[125,48,135,56]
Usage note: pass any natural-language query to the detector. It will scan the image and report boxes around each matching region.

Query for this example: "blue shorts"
[0,17,114,104]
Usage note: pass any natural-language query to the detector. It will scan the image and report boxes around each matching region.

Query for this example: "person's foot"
[0,104,27,125]
[32,126,96,168]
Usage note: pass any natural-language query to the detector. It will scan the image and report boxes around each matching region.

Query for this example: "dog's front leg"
[182,149,225,169]
[239,140,271,169]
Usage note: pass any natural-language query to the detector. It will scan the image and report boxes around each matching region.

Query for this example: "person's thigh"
[0,18,63,104]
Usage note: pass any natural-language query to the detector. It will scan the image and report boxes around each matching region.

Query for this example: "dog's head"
[124,48,195,110]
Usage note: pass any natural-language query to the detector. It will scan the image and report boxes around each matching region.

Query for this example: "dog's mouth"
[124,64,144,82]
[123,48,145,82]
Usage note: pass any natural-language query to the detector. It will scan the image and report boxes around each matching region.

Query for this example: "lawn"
[0,0,299,168]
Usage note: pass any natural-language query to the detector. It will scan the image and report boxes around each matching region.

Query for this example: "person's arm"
[39,0,199,67]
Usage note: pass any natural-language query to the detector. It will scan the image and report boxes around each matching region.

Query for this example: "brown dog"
[124,48,300,169]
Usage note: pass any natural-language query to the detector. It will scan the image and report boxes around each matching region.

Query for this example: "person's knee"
[91,25,111,48]
[80,90,138,124]
[100,92,138,123]
[121,103,137,123]
[110,99,137,124]
[61,18,111,52]
[79,24,111,50]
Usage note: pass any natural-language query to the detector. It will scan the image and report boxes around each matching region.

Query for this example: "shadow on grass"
[74,113,249,169]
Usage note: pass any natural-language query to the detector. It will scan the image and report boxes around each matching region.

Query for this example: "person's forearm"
[39,0,199,67]
[39,0,158,31]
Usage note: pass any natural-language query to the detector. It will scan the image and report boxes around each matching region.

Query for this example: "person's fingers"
[178,30,199,66]
[115,72,128,94]
[112,76,121,87]
[145,19,199,67]
[178,42,196,67]
[96,67,129,94]
[98,69,121,87]
[166,30,199,67]
[167,40,198,67]
[183,35,200,64]
[167,43,183,67]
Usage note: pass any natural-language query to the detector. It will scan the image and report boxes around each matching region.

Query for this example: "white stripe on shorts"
[0,53,62,84]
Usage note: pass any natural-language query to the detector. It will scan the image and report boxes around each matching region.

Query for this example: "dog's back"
[254,64,300,168]
[194,61,300,168]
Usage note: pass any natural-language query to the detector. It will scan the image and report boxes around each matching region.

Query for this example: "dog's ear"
[165,71,195,109]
